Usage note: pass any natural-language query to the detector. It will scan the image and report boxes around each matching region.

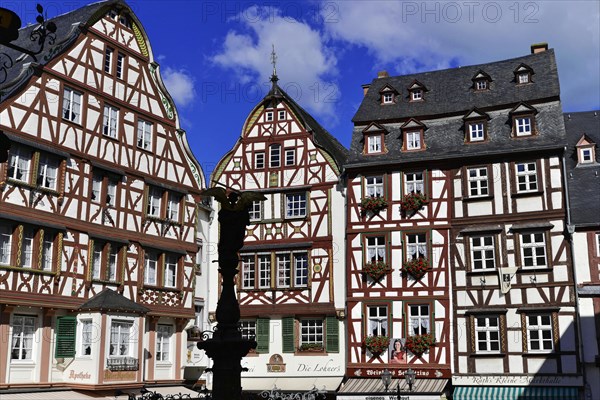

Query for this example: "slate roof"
[264,81,348,170]
[78,288,150,314]
[564,111,600,227]
[0,0,123,101]
[346,49,566,167]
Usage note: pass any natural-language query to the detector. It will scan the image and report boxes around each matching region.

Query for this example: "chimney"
[362,84,370,97]
[377,70,389,79]
[531,43,548,54]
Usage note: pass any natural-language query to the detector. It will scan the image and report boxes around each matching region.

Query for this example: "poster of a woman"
[389,338,407,364]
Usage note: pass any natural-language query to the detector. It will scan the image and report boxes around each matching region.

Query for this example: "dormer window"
[362,122,387,155]
[401,119,426,151]
[367,135,382,154]
[411,90,422,101]
[575,135,596,165]
[379,85,398,105]
[408,80,427,102]
[472,70,492,91]
[463,108,490,143]
[383,93,393,104]
[514,64,534,85]
[469,122,485,141]
[510,103,537,137]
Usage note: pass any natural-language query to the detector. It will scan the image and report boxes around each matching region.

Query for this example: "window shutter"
[431,309,436,338]
[282,317,295,353]
[326,316,339,353]
[256,318,270,353]
[55,316,77,358]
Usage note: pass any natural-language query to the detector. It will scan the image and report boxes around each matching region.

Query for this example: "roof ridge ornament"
[270,44,279,85]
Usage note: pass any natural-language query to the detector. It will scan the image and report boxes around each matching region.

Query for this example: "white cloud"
[210,6,339,123]
[323,0,599,110]
[162,67,196,107]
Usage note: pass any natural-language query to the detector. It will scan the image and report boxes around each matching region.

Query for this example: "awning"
[241,376,343,391]
[0,390,129,400]
[148,386,202,397]
[453,386,579,400]
[337,378,448,399]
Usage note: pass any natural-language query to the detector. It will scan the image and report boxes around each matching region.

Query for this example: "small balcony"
[107,356,139,371]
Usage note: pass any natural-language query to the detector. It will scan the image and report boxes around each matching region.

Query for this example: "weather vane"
[270,44,277,77]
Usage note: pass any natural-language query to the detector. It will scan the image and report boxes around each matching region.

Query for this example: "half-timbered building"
[208,70,347,394]
[564,110,600,400]
[0,1,208,396]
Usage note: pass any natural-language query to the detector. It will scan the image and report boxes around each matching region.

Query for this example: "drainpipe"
[562,146,589,399]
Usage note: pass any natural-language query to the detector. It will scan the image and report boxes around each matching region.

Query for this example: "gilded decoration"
[149,63,174,120]
[131,22,148,57]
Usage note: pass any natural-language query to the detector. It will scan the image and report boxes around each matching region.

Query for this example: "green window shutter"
[282,317,295,353]
[256,318,270,353]
[326,316,339,353]
[55,316,77,358]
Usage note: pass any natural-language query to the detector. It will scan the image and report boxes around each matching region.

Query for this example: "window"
[285,193,307,218]
[41,232,54,271]
[63,87,82,123]
[406,131,421,150]
[36,154,60,190]
[1,224,56,271]
[258,254,271,289]
[81,320,93,356]
[365,176,384,198]
[515,117,532,136]
[367,135,382,154]
[109,320,132,356]
[382,93,393,103]
[527,315,553,351]
[408,305,430,336]
[475,316,500,353]
[411,90,423,101]
[285,149,295,166]
[8,145,31,182]
[518,72,530,84]
[167,193,180,221]
[144,251,158,285]
[147,186,162,217]
[520,231,547,268]
[90,240,119,282]
[21,228,34,268]
[475,80,487,90]
[367,306,387,336]
[11,315,36,360]
[119,14,132,28]
[249,201,262,221]
[104,47,113,73]
[596,233,600,256]
[156,324,172,362]
[0,225,12,265]
[580,148,593,164]
[266,111,273,122]
[406,233,427,260]
[468,122,485,142]
[137,119,152,150]
[164,254,177,288]
[278,110,286,120]
[471,235,495,269]
[269,144,281,168]
[241,255,256,289]
[467,167,489,197]
[277,253,291,288]
[300,319,323,347]
[91,172,119,206]
[405,172,424,194]
[240,320,256,341]
[116,53,125,79]
[103,105,119,138]
[255,152,265,169]
[294,253,308,287]
[366,236,386,263]
[515,162,538,193]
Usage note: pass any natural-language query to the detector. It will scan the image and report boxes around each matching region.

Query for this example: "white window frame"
[8,146,31,182]
[255,152,265,169]
[0,225,12,265]
[156,324,172,362]
[80,319,93,357]
[520,231,547,268]
[285,193,307,218]
[240,320,256,341]
[408,304,430,336]
[515,117,532,136]
[285,149,295,166]
[515,162,538,192]
[474,316,501,353]
[469,122,485,142]
[406,233,427,260]
[467,167,489,197]
[109,320,133,357]
[580,148,593,164]
[527,314,553,352]
[164,255,177,288]
[266,111,273,122]
[116,53,125,79]
[518,72,530,84]
[596,233,600,256]
[269,144,281,168]
[11,315,36,361]
[471,235,496,270]
[106,180,117,207]
[278,110,286,120]
[137,119,152,150]
[107,245,117,282]
[276,253,291,288]
[37,154,59,190]
[248,201,262,222]
[406,131,421,150]
[63,87,82,124]
[144,251,158,285]
[104,47,113,73]
[300,319,323,346]
[365,176,384,198]
[367,305,388,337]
[475,80,487,90]
[366,236,386,263]
[382,93,393,103]
[147,187,162,218]
[258,254,271,289]
[92,175,102,203]
[367,135,382,154]
[41,234,54,271]
[92,242,102,280]
[167,193,180,221]
[21,228,34,268]
[103,105,119,138]
[405,172,424,194]
[241,255,256,289]
[411,90,422,101]
[294,252,308,287]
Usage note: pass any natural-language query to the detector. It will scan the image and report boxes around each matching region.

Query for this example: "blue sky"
[10,0,600,180]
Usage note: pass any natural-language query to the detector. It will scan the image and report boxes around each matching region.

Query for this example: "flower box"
[298,343,324,352]
[360,196,388,215]
[363,260,392,280]
[401,258,430,279]
[405,333,435,356]
[363,335,390,355]
[400,192,428,216]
